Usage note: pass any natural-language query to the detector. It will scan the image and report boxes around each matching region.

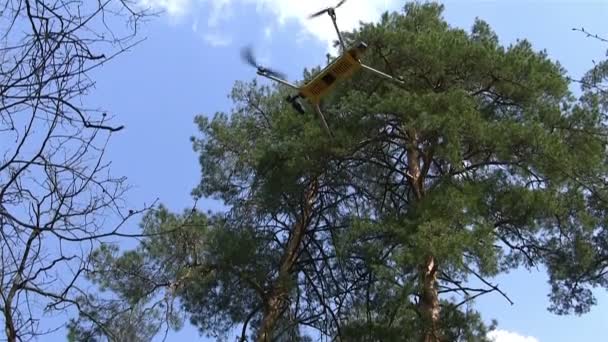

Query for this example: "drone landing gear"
[286,95,333,138]
[313,104,333,138]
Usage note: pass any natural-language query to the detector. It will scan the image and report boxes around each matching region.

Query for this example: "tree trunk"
[3,305,17,342]
[257,290,289,342]
[419,255,440,342]
[256,179,318,342]
[406,131,441,342]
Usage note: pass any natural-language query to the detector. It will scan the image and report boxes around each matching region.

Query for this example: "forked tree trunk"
[256,179,318,342]
[406,132,441,342]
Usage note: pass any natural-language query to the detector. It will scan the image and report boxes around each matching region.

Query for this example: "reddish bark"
[256,179,318,342]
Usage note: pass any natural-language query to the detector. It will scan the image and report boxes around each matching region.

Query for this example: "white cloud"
[202,32,232,46]
[263,26,272,40]
[249,0,399,50]
[139,0,400,50]
[140,0,193,17]
[207,0,232,27]
[488,329,540,342]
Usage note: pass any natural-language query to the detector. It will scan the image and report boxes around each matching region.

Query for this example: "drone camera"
[286,95,306,114]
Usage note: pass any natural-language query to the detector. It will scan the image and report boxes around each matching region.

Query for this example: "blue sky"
[77,0,608,341]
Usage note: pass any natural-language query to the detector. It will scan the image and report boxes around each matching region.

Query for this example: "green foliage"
[330,1,608,319]
[71,2,608,340]
[67,302,165,342]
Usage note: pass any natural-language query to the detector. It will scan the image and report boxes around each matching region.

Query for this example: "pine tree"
[69,2,608,341]
[323,3,608,340]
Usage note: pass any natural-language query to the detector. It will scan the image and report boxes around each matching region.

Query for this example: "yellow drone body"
[241,1,404,137]
[298,43,366,104]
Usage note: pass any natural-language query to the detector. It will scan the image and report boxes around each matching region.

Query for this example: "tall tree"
[324,3,608,340]
[70,2,608,342]
[69,81,355,341]
[0,1,150,340]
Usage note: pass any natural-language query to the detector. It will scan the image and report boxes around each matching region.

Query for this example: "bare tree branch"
[0,1,153,340]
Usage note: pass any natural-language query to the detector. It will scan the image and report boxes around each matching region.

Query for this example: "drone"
[241,0,404,136]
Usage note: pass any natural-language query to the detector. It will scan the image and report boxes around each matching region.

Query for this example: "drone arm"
[329,11,346,52]
[257,71,299,90]
[360,63,405,85]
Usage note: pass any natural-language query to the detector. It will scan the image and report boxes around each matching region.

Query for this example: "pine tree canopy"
[69,2,608,341]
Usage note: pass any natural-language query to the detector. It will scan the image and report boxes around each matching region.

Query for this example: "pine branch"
[572,27,608,43]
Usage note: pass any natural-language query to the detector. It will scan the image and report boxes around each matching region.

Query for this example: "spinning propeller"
[240,46,286,79]
[308,0,347,18]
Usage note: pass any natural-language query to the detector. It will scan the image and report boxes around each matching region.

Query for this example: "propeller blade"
[335,0,348,8]
[309,7,330,18]
[241,46,287,79]
[240,46,258,68]
[309,0,347,18]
